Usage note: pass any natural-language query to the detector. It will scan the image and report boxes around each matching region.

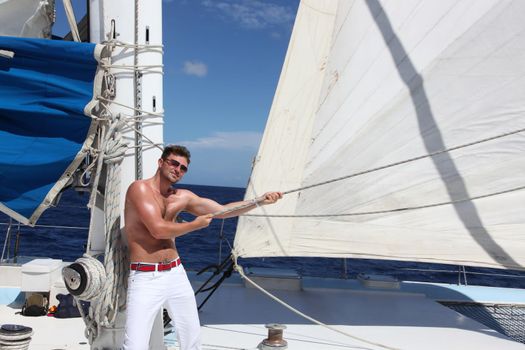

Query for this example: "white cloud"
[201,0,295,30]
[177,131,262,150]
[182,60,208,77]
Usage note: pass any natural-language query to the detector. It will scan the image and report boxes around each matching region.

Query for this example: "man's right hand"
[193,214,213,229]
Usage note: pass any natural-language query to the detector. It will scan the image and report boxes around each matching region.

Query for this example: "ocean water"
[1,184,525,288]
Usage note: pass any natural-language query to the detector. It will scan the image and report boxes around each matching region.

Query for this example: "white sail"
[234,0,525,270]
[0,0,55,38]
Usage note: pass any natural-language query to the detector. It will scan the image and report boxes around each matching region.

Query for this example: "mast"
[87,0,164,348]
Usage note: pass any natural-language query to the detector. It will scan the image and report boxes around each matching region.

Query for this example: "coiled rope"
[95,116,129,329]
[72,256,106,301]
[75,115,129,344]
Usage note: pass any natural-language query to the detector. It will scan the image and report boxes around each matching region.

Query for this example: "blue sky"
[54,0,300,187]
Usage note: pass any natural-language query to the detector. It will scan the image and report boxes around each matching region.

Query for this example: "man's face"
[161,154,188,183]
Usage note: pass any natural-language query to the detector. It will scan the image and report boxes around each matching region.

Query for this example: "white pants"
[123,264,201,350]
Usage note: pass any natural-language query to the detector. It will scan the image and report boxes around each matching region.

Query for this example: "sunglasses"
[164,158,188,173]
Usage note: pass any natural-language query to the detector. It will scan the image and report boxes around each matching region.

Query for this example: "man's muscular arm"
[127,182,212,239]
[185,191,283,219]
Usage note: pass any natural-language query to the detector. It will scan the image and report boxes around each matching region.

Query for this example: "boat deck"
[1,270,525,349]
[184,276,525,350]
[0,303,88,349]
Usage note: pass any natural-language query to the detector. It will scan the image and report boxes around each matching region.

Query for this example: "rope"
[201,344,252,350]
[399,267,525,279]
[244,185,525,218]
[109,40,164,50]
[0,50,14,59]
[66,255,106,343]
[93,117,129,329]
[68,40,131,338]
[0,222,88,230]
[1,219,12,262]
[217,206,399,348]
[121,118,165,152]
[101,63,164,72]
[74,255,106,300]
[119,113,164,123]
[280,126,525,196]
[97,96,164,118]
[210,197,265,218]
[75,114,129,344]
[228,127,525,219]
[231,254,400,350]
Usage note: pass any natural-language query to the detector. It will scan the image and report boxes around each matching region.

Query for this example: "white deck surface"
[0,304,89,349]
[187,281,525,350]
[1,273,525,349]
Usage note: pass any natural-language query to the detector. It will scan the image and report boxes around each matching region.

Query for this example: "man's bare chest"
[153,192,187,219]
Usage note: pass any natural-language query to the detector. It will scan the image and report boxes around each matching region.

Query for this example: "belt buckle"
[135,262,143,271]
[161,258,171,271]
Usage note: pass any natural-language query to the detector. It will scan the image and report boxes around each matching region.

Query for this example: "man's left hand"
[260,192,283,205]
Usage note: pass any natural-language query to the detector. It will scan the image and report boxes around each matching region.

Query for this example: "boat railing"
[2,219,525,289]
[0,220,88,265]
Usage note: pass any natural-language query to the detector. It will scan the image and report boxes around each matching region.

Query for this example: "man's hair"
[161,144,191,164]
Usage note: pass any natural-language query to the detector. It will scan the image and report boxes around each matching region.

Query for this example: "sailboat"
[1,0,525,349]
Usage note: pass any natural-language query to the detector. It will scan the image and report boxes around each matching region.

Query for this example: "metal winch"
[258,323,288,350]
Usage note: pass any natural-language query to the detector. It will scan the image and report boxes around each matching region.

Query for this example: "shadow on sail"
[364,0,520,268]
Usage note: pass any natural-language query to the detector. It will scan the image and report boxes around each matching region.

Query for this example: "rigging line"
[244,185,525,218]
[120,113,164,121]
[231,254,400,350]
[458,271,525,279]
[96,102,163,126]
[210,197,265,219]
[201,344,248,350]
[97,96,164,117]
[399,267,525,278]
[121,120,164,128]
[1,219,12,262]
[0,222,88,230]
[121,119,164,152]
[281,126,525,196]
[125,143,164,150]
[120,121,163,132]
[101,64,164,71]
[107,39,164,50]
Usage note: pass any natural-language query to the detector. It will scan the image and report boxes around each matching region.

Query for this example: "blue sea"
[1,184,525,289]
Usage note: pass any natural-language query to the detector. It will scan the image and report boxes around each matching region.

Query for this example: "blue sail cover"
[0,36,100,225]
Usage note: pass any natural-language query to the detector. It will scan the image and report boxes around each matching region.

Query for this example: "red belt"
[130,257,181,272]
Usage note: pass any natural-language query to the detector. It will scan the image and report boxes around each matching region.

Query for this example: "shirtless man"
[122,145,282,350]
